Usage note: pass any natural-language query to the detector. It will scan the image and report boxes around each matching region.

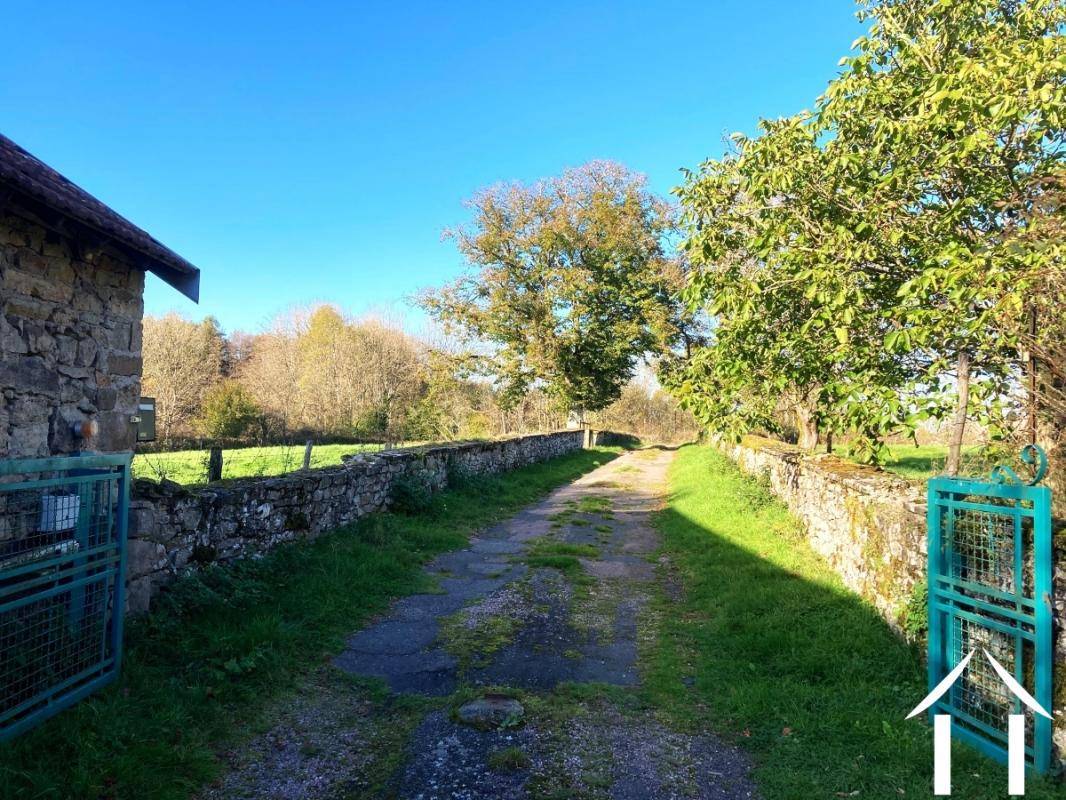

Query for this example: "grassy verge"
[0,446,620,800]
[646,445,1060,799]
[132,442,392,485]
[876,443,983,480]
[833,442,1000,480]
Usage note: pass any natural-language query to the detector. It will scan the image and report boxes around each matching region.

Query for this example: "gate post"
[1032,486,1053,775]
[925,478,944,723]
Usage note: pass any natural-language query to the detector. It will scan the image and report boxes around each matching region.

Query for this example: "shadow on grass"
[883,452,944,480]
[644,445,1061,799]
[878,444,993,481]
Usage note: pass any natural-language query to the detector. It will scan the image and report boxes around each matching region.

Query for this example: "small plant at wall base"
[899,582,928,643]
[446,461,477,492]
[389,466,439,515]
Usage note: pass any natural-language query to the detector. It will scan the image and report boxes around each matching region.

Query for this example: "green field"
[132,440,983,486]
[878,443,950,479]
[877,443,983,480]
[132,443,389,485]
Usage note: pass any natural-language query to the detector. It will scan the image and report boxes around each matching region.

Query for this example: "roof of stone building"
[0,133,199,301]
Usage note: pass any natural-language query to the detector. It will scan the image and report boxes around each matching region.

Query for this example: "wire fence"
[0,454,130,740]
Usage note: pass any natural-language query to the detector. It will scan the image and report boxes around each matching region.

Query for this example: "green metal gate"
[0,453,131,740]
[926,445,1053,773]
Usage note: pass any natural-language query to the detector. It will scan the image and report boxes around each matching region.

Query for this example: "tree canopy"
[141,314,227,440]
[421,161,694,417]
[665,0,1065,468]
[199,380,262,439]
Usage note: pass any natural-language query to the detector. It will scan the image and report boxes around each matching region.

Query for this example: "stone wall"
[722,436,928,627]
[1,209,144,458]
[720,435,1066,755]
[126,430,588,613]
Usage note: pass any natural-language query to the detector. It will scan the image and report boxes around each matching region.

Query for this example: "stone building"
[0,133,199,458]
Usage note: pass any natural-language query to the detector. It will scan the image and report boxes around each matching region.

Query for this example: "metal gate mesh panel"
[949,617,1019,731]
[0,454,130,740]
[927,475,1053,772]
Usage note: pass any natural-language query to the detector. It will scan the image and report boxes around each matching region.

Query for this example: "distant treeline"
[140,306,696,450]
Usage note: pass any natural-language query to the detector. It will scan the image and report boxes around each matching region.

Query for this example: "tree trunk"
[794,405,819,450]
[945,351,971,477]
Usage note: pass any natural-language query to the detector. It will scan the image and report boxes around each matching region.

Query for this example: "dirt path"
[202,447,757,800]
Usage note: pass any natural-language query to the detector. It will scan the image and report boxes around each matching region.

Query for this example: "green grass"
[646,445,1061,799]
[877,443,974,480]
[439,612,520,670]
[0,447,620,800]
[132,442,390,485]
[487,745,531,771]
[573,496,612,515]
[524,554,585,575]
[830,442,988,480]
[529,542,600,558]
[880,443,949,479]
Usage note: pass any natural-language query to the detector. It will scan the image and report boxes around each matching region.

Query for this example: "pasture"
[132,443,389,485]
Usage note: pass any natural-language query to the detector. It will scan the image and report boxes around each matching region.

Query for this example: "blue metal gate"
[926,446,1053,773]
[0,453,131,740]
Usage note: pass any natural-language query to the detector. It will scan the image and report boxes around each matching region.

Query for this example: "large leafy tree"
[820,0,1065,471]
[669,0,1065,469]
[667,115,918,454]
[422,161,693,418]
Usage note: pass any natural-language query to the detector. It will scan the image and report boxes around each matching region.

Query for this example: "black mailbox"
[134,397,156,443]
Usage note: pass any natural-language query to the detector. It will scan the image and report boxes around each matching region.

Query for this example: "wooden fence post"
[302,440,314,471]
[207,446,223,482]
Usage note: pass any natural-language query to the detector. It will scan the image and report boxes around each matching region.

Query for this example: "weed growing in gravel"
[525,554,585,576]
[529,542,599,558]
[547,495,614,532]
[488,746,531,771]
[521,683,629,800]
[575,496,612,515]
[439,608,521,670]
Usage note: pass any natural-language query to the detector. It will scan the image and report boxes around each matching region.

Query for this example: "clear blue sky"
[2,1,865,334]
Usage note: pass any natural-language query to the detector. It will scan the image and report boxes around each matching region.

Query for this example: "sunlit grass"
[877,443,983,480]
[132,442,389,485]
